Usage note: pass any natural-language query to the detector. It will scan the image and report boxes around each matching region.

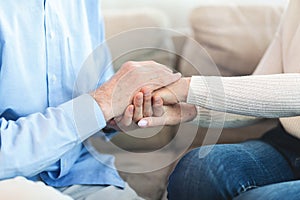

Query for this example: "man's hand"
[92,61,181,121]
[107,84,197,130]
[106,91,164,132]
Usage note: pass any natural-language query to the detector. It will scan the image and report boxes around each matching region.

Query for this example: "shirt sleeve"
[0,94,106,179]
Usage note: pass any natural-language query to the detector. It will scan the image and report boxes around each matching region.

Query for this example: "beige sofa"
[98,3,285,200]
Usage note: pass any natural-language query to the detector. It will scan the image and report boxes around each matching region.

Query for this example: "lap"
[0,177,143,200]
[0,176,72,200]
[234,180,300,200]
[168,140,295,200]
[57,182,144,200]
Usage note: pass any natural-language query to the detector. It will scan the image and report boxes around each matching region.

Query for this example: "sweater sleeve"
[191,106,264,128]
[187,74,300,118]
[189,3,289,128]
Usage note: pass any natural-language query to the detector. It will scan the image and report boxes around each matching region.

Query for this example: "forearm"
[187,74,300,118]
[0,94,106,179]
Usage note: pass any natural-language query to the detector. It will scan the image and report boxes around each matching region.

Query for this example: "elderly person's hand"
[106,84,197,130]
[92,61,181,121]
[110,85,196,128]
[106,87,165,131]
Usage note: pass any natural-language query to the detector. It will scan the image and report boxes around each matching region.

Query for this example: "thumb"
[154,89,178,105]
[138,116,166,128]
[167,72,182,85]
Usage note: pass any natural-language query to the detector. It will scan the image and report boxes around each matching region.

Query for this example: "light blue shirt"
[0,0,124,188]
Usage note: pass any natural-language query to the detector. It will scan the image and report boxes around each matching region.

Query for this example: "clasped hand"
[107,76,197,131]
[91,61,197,131]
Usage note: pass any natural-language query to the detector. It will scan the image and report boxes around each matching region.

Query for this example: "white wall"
[102,0,287,30]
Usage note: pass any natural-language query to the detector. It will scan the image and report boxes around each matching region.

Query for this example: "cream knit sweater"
[187,0,300,139]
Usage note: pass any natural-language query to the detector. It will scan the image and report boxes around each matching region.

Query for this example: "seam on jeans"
[240,182,258,193]
[206,162,229,199]
[240,142,276,179]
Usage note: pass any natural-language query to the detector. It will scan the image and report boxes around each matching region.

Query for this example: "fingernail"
[138,120,148,127]
[155,96,161,103]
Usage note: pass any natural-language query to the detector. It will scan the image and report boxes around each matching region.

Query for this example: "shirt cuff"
[95,130,119,142]
[59,94,107,142]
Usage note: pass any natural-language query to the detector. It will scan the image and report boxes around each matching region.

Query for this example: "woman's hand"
[137,102,197,128]
[106,88,164,132]
[107,82,197,131]
[136,85,198,128]
[152,77,191,105]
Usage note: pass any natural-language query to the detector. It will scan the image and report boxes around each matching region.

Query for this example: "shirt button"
[51,75,57,83]
[49,32,55,39]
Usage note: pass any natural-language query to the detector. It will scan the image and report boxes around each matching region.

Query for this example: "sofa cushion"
[103,8,176,71]
[179,5,283,76]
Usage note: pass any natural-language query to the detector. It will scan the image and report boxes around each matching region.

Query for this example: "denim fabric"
[234,180,300,200]
[167,126,300,200]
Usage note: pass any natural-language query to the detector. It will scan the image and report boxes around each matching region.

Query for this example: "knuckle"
[123,61,137,70]
[154,99,163,106]
[133,116,141,122]
[125,112,132,118]
[135,101,142,107]
[144,111,153,117]
[147,118,153,126]
[153,110,163,117]
[150,60,157,65]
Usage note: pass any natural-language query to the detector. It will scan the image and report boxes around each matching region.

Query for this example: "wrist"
[181,77,191,102]
[90,87,113,122]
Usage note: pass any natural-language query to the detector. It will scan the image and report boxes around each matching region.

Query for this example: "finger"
[114,116,122,123]
[152,95,164,117]
[138,116,166,128]
[133,92,143,122]
[141,87,153,117]
[119,105,134,127]
[153,88,178,105]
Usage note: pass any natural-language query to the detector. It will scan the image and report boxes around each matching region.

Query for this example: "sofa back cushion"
[103,8,176,71]
[179,5,284,76]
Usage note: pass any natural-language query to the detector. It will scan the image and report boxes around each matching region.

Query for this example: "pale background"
[102,0,286,30]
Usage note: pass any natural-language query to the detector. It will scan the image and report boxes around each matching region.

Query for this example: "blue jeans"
[167,125,300,200]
